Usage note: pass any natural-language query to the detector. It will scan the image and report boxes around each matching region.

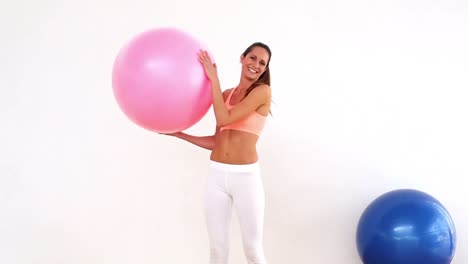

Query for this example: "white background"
[1,0,467,263]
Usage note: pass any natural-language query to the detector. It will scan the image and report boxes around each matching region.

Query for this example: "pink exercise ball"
[112,27,213,133]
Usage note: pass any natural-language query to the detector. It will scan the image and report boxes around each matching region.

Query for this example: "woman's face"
[240,46,270,81]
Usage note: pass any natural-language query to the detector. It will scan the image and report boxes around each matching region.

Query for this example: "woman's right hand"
[158,131,215,150]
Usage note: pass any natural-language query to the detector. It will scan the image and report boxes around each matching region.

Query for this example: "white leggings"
[204,160,266,264]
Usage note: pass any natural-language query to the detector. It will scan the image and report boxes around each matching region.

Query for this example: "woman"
[166,42,272,264]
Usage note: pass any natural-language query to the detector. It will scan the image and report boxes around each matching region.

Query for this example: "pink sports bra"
[219,87,267,136]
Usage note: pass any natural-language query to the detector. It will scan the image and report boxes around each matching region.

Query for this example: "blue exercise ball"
[356,189,456,264]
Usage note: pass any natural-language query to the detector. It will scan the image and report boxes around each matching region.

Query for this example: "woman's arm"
[169,132,215,150]
[198,50,271,126]
[211,80,270,126]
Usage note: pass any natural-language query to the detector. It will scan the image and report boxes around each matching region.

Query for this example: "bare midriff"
[210,129,259,164]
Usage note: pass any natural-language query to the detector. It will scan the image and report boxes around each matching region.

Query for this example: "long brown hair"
[242,42,272,115]
[243,42,272,97]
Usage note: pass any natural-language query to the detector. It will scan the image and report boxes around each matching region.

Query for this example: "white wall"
[1,0,467,263]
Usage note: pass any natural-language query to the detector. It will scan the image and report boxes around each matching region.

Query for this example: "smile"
[248,67,258,73]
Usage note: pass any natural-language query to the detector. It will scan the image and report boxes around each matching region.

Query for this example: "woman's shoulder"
[251,83,271,96]
[253,83,271,91]
[223,87,235,94]
[222,87,235,100]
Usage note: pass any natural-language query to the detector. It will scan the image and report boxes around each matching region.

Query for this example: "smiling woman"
[162,42,272,264]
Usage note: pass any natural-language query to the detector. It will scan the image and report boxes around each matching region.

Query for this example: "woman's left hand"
[198,50,218,82]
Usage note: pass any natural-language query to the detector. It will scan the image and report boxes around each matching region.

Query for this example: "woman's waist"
[210,147,258,164]
[211,131,259,163]
[208,158,260,173]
